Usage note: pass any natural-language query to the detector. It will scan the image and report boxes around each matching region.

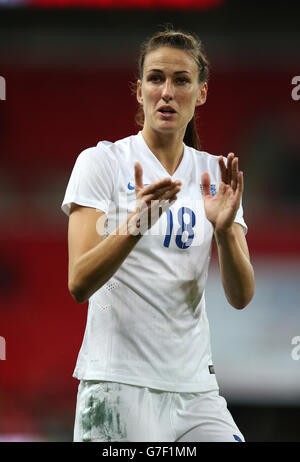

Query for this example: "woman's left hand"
[201,153,244,232]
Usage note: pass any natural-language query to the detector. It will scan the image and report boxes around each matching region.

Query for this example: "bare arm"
[68,205,142,304]
[213,223,254,309]
[202,153,254,310]
[68,162,181,304]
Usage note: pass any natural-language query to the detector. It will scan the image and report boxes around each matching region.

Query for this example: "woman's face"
[137,46,207,136]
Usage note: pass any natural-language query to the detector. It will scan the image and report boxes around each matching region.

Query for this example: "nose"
[161,78,174,102]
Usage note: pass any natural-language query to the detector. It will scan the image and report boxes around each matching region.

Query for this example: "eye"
[176,77,189,84]
[149,74,161,83]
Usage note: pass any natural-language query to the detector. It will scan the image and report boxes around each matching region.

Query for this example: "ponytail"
[183,116,201,150]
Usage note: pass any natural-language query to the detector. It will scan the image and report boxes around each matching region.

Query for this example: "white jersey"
[61,131,247,393]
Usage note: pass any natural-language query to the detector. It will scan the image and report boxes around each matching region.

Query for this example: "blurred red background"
[0,1,299,441]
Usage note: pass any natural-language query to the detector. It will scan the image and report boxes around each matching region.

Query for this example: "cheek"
[143,88,160,110]
[177,96,194,113]
[181,89,199,111]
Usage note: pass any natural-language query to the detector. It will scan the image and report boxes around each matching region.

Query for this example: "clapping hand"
[128,162,181,235]
[201,153,243,233]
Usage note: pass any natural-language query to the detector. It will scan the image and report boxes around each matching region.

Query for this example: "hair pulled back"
[134,26,209,150]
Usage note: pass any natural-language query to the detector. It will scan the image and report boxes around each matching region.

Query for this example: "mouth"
[157,105,177,119]
[158,105,176,114]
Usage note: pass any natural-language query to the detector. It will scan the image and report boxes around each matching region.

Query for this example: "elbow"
[71,292,88,305]
[232,300,250,310]
[231,271,255,310]
[68,279,88,304]
[231,290,254,310]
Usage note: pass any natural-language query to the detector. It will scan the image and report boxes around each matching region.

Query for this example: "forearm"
[214,226,254,310]
[70,212,142,303]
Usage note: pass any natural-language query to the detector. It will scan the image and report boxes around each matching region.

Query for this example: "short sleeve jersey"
[61,131,247,392]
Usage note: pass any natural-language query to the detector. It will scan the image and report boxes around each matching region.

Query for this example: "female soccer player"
[61,28,254,442]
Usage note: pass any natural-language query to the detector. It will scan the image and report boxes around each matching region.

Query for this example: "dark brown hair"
[133,26,209,150]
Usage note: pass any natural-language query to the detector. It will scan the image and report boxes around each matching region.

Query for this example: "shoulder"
[97,133,138,157]
[76,133,136,166]
[184,145,222,185]
[185,145,220,169]
[185,144,218,161]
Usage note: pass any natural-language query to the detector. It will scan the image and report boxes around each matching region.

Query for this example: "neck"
[141,126,185,176]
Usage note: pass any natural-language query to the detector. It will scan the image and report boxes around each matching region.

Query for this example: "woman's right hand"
[128,162,181,235]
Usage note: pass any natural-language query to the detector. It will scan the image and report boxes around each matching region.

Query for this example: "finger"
[134,162,143,190]
[168,197,177,206]
[218,156,227,184]
[155,196,178,218]
[226,153,234,185]
[218,181,228,196]
[201,172,211,197]
[237,171,244,196]
[141,184,181,205]
[151,182,181,200]
[231,157,239,190]
[159,185,181,201]
[143,177,176,196]
[158,192,179,213]
[137,180,180,201]
[163,194,178,210]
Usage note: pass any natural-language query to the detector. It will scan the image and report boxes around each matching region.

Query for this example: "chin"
[153,123,179,134]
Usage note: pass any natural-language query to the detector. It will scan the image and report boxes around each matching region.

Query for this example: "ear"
[136,79,143,105]
[195,82,208,107]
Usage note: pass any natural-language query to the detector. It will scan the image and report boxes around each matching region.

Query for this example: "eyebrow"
[147,69,191,75]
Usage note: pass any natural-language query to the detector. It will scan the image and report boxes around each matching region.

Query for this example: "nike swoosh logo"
[127,182,149,190]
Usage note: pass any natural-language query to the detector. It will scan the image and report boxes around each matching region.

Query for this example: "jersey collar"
[136,130,190,181]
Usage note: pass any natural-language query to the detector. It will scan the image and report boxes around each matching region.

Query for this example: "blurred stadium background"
[0,0,299,442]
